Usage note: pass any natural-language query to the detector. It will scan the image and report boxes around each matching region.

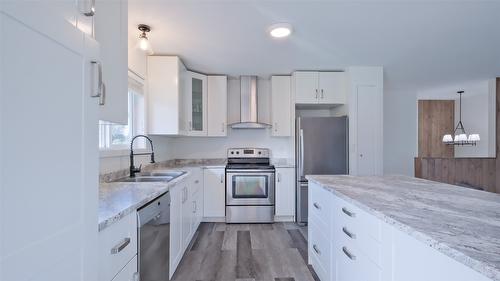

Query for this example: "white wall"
[417,79,496,158]
[383,88,417,176]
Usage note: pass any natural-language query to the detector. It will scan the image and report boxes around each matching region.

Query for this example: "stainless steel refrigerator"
[296,116,348,224]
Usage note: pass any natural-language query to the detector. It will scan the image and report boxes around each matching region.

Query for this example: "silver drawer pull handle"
[342,246,356,260]
[111,237,131,254]
[342,227,356,239]
[313,202,321,210]
[313,244,321,255]
[342,207,356,217]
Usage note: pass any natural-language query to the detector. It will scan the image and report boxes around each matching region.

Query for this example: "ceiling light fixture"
[269,23,292,38]
[442,91,480,146]
[137,24,153,54]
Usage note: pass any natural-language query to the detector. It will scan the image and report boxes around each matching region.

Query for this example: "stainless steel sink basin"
[114,170,186,183]
[138,171,185,177]
[117,176,174,183]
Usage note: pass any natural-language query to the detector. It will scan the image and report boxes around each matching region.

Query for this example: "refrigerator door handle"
[300,129,304,178]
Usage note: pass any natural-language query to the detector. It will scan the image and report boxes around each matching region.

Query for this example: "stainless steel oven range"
[225,148,275,223]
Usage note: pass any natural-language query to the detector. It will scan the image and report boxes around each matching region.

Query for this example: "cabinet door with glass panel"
[185,71,208,136]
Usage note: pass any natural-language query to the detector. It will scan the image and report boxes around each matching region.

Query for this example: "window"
[99,77,145,150]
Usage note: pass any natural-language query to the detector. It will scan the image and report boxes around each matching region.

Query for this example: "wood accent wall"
[415,78,500,193]
[418,100,454,157]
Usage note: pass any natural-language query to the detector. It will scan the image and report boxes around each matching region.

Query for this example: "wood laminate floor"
[172,222,319,281]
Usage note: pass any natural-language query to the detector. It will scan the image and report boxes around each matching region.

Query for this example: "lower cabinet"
[308,181,493,281]
[275,167,295,220]
[203,168,226,220]
[98,212,138,281]
[111,255,138,281]
[170,170,205,279]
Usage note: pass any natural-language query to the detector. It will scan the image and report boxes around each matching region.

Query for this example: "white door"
[207,75,227,136]
[294,71,319,104]
[94,0,128,124]
[169,185,182,279]
[185,71,208,136]
[181,185,192,249]
[275,168,295,217]
[318,72,347,104]
[356,85,380,175]
[203,168,225,219]
[1,3,99,281]
[271,76,292,137]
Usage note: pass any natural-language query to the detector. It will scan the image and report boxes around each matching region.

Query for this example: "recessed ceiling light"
[269,23,292,38]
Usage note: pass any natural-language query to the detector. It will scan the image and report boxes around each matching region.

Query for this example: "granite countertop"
[306,175,500,281]
[98,171,190,231]
[98,159,227,232]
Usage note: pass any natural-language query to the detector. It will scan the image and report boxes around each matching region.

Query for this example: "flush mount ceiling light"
[268,23,292,38]
[137,24,153,54]
[442,90,480,146]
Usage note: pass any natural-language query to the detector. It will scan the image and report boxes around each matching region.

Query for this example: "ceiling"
[128,0,500,91]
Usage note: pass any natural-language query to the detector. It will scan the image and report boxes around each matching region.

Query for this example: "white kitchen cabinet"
[169,183,183,278]
[207,75,228,136]
[271,76,292,137]
[94,0,128,124]
[319,72,347,104]
[1,4,99,281]
[98,212,137,281]
[185,71,208,136]
[203,168,226,220]
[347,67,383,176]
[189,169,204,233]
[181,184,193,249]
[294,71,319,104]
[148,56,188,135]
[275,167,295,219]
[111,255,137,281]
[293,71,346,105]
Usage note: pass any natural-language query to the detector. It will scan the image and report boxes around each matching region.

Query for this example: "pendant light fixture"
[137,24,153,54]
[442,91,480,146]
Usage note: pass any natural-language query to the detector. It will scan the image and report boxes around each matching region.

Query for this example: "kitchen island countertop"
[306,175,500,281]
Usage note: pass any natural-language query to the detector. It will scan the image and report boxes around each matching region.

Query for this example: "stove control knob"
[258,151,262,154]
[231,151,234,154]
[236,151,240,154]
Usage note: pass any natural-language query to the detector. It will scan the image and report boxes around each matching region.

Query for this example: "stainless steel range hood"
[230,76,271,129]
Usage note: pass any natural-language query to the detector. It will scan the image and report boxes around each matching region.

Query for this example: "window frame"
[99,71,147,156]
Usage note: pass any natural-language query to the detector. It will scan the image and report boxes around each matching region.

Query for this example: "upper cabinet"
[207,76,228,137]
[94,0,128,124]
[271,76,292,137]
[147,56,188,135]
[147,57,228,137]
[293,71,346,105]
[185,71,208,136]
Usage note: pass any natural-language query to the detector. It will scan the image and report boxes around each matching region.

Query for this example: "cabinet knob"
[320,89,324,99]
[315,89,318,99]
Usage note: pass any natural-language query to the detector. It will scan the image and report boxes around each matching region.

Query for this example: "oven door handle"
[226,169,275,173]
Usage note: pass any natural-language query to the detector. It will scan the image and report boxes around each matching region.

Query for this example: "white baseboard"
[202,217,226,222]
[274,215,295,222]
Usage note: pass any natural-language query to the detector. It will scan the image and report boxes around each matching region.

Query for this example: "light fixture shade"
[269,23,293,38]
[468,134,480,142]
[454,135,459,142]
[442,134,453,143]
[137,24,153,55]
[458,134,468,142]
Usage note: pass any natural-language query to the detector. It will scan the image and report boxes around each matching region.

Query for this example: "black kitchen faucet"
[129,135,155,177]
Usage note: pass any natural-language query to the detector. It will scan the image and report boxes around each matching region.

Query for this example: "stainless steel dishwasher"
[137,192,170,281]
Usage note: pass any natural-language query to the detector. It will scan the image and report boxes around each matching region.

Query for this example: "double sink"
[115,170,186,183]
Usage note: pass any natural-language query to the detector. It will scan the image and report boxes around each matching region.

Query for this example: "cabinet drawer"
[98,212,138,281]
[336,239,381,281]
[309,184,333,227]
[309,220,331,278]
[310,246,329,281]
[335,196,381,241]
[336,222,381,266]
[111,255,137,281]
